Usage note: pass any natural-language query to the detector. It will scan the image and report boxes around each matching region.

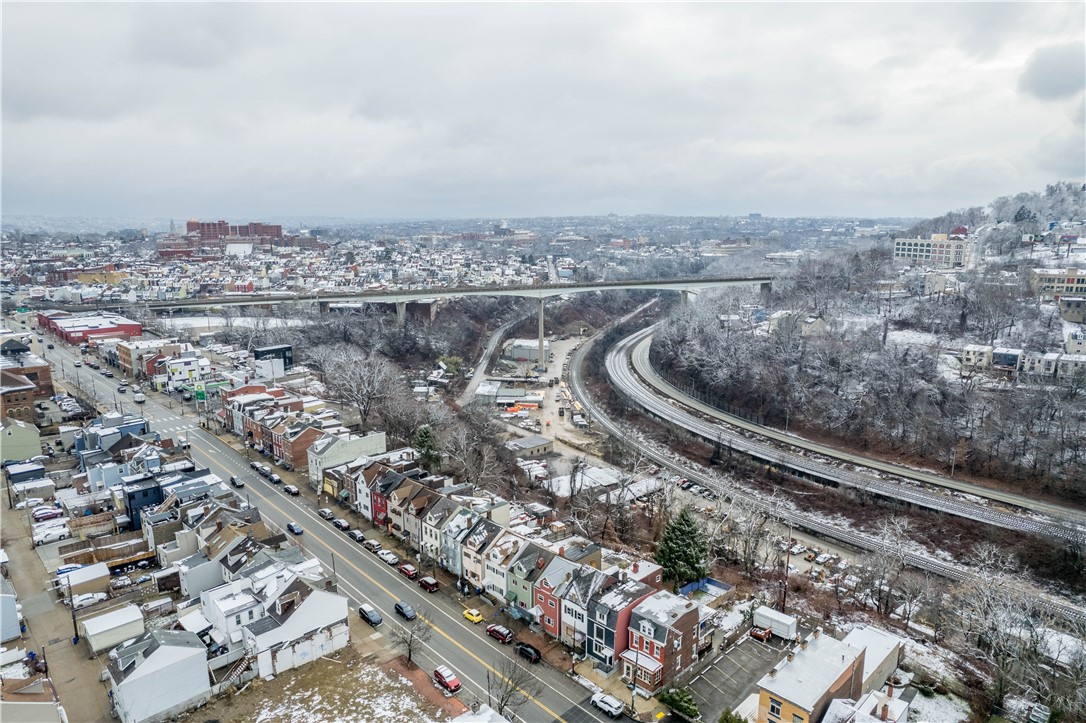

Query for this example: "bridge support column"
[396,301,407,327]
[680,290,689,305]
[760,282,772,301]
[538,298,546,371]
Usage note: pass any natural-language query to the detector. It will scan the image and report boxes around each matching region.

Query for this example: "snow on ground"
[903,638,960,683]
[885,329,941,349]
[908,690,971,723]
[255,662,443,723]
[715,600,755,634]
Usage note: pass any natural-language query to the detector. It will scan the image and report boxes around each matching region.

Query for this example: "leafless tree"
[441,425,503,488]
[388,612,433,667]
[488,655,545,719]
[324,347,399,432]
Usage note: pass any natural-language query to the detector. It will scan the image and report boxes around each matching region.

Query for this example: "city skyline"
[3,3,1083,221]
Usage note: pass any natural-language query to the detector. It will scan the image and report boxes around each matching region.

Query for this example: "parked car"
[117,385,126,393]
[134,574,152,585]
[33,527,70,546]
[358,603,382,627]
[230,476,245,488]
[332,518,350,531]
[103,371,114,378]
[591,692,625,719]
[269,473,282,484]
[69,593,107,610]
[286,522,303,535]
[376,550,399,566]
[182,392,193,401]
[418,576,439,593]
[55,564,84,577]
[109,576,133,590]
[346,529,365,542]
[15,497,45,510]
[397,563,418,580]
[32,508,64,522]
[463,608,484,624]
[250,461,262,471]
[258,465,272,477]
[514,642,541,664]
[486,624,514,644]
[363,539,382,553]
[317,508,335,520]
[394,601,417,620]
[433,665,462,694]
[282,484,299,496]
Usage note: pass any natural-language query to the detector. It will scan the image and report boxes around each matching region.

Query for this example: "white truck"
[752,605,798,641]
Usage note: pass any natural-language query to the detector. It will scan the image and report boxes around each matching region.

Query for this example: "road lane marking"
[187,435,571,722]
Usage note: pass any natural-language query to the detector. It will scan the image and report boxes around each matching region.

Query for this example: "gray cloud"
[2,3,1084,220]
[1019,42,1086,100]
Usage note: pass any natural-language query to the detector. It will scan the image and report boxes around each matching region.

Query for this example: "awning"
[209,629,226,645]
[619,648,663,673]
[504,590,518,602]
[528,605,544,619]
[338,490,350,499]
[230,630,243,644]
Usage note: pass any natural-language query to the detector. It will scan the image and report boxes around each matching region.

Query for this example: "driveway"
[687,633,791,722]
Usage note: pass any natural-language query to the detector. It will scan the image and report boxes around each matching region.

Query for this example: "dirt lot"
[184,647,467,723]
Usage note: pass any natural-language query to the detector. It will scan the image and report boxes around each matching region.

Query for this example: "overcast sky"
[3,3,1083,221]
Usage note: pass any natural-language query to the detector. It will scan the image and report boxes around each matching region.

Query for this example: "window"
[235,615,242,626]
[537,593,544,602]
[792,715,804,723]
[545,616,553,626]
[248,610,254,621]
[548,600,555,608]
[769,698,782,718]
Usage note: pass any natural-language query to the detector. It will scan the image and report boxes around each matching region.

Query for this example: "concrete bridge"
[60,275,775,370]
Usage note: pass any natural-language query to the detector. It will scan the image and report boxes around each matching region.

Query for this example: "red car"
[433,665,461,693]
[486,624,514,644]
[32,508,64,522]
[398,563,418,580]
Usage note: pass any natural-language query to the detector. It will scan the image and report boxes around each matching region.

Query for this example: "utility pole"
[781,523,794,614]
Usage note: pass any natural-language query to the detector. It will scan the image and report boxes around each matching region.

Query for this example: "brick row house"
[320,448,711,694]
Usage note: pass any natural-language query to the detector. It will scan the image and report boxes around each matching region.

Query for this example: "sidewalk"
[1,504,115,722]
[572,657,664,721]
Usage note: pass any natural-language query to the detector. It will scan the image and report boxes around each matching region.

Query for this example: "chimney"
[813,627,822,639]
[537,556,545,569]
[887,683,894,698]
[880,703,888,721]
[800,639,808,651]
[786,652,794,662]
[633,562,640,573]
[559,547,565,557]
[216,519,223,532]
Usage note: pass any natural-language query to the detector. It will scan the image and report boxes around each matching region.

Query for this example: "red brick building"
[187,219,283,241]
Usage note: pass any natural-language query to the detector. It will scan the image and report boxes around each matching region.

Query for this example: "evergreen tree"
[655,506,709,588]
[413,425,440,469]
[719,710,747,723]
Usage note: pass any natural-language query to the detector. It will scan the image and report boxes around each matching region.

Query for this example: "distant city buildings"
[892,227,972,268]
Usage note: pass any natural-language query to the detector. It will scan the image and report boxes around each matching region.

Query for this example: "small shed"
[62,562,110,596]
[81,604,145,655]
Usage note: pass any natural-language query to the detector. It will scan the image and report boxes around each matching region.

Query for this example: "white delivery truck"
[752,605,798,640]
[80,604,145,655]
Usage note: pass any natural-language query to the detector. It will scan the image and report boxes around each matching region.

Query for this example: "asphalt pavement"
[45,340,612,723]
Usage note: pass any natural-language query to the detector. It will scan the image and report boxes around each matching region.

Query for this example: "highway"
[565,322,1086,624]
[627,329,1086,531]
[45,342,611,723]
[609,328,1086,546]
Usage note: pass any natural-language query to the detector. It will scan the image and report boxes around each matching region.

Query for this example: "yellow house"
[757,628,865,723]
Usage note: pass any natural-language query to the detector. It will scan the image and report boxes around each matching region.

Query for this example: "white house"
[108,630,211,723]
[306,431,387,490]
[242,575,349,677]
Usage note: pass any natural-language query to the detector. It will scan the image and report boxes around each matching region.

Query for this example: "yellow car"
[463,608,484,624]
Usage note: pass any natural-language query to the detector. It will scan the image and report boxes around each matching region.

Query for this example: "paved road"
[565,319,1086,624]
[627,328,1086,532]
[45,342,610,723]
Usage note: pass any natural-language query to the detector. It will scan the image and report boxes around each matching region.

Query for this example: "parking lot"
[687,632,792,721]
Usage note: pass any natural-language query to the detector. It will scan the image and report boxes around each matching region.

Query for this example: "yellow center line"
[191,436,568,723]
